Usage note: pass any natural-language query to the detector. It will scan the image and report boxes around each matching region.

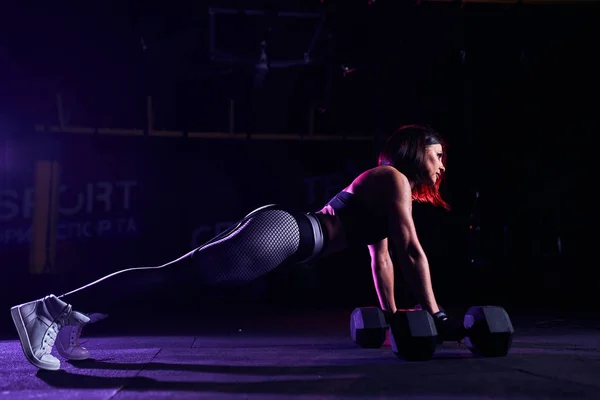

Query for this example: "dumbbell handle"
[381,309,394,325]
[432,311,466,342]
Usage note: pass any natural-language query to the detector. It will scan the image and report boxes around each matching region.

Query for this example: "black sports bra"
[325,191,389,246]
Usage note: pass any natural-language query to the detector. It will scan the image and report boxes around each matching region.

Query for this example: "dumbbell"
[461,305,514,357]
[350,307,389,348]
[351,305,514,360]
[350,307,438,361]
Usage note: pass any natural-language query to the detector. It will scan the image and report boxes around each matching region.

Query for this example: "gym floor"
[1,307,599,399]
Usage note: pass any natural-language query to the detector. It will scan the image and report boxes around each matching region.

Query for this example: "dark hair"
[378,124,450,210]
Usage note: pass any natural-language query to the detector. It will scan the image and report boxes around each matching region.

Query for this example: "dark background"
[1,1,599,332]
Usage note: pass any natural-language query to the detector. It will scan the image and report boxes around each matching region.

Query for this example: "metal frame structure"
[208,7,323,68]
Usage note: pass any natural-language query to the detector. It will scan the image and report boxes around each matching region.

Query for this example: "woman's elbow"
[396,243,426,265]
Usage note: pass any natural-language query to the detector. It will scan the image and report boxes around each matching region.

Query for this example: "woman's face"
[422,144,445,186]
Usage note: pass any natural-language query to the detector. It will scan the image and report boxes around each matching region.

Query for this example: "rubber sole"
[55,339,89,361]
[10,305,60,371]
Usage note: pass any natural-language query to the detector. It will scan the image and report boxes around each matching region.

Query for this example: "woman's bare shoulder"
[349,166,411,197]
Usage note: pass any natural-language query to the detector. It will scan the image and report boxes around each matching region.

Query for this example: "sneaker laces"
[41,304,73,355]
[69,324,84,348]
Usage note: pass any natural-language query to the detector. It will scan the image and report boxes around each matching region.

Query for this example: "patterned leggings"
[57,205,325,312]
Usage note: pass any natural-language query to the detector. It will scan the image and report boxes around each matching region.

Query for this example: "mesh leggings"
[58,205,324,313]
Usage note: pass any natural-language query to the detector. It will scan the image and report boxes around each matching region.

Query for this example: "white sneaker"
[55,321,88,360]
[56,312,108,360]
[10,294,90,371]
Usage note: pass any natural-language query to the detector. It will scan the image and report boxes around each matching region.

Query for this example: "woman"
[11,124,461,371]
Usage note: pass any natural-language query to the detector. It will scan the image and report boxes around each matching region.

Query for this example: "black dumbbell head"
[389,309,438,361]
[350,307,388,348]
[463,306,514,357]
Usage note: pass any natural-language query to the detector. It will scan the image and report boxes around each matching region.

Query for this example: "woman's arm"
[368,238,396,313]
[386,171,441,315]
